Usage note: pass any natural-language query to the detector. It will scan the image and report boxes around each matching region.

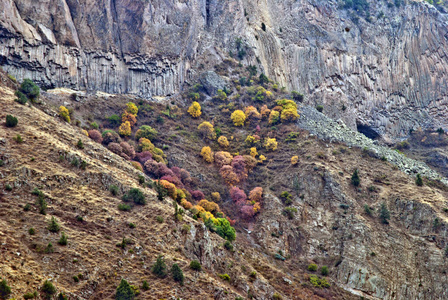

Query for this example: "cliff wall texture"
[1,0,448,138]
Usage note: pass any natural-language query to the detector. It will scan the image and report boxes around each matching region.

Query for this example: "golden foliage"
[218,136,230,148]
[122,112,137,127]
[125,102,138,115]
[198,121,216,140]
[211,192,221,202]
[180,199,193,210]
[118,121,132,136]
[201,146,214,163]
[244,106,261,121]
[264,138,278,151]
[188,101,202,118]
[268,110,280,124]
[250,147,258,158]
[158,180,177,200]
[198,199,220,213]
[138,138,155,152]
[291,156,299,165]
[258,155,267,163]
[260,105,271,118]
[230,110,246,126]
[59,106,70,123]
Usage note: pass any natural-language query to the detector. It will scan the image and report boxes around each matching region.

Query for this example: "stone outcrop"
[2,0,448,139]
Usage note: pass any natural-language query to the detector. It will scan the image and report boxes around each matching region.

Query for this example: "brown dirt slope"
[0,73,356,299]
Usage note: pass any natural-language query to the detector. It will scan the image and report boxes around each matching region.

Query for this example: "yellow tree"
[198,121,216,140]
[118,121,132,136]
[188,101,202,118]
[231,110,246,126]
[201,146,214,163]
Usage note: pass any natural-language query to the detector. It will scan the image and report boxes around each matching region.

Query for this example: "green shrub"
[224,240,234,251]
[80,160,87,170]
[152,255,167,278]
[58,232,68,245]
[416,174,423,186]
[316,105,323,112]
[110,185,119,196]
[307,264,318,272]
[76,139,84,149]
[135,125,158,141]
[282,207,297,219]
[364,204,372,216]
[0,279,11,299]
[23,291,37,299]
[129,223,136,229]
[71,157,79,167]
[108,115,121,126]
[122,188,146,205]
[0,160,3,166]
[14,134,23,143]
[19,79,40,102]
[321,266,329,276]
[37,194,47,215]
[73,275,79,282]
[24,203,31,211]
[116,279,135,300]
[138,175,145,185]
[218,273,230,281]
[45,242,54,253]
[273,293,283,300]
[5,115,18,127]
[379,202,390,224]
[48,216,60,233]
[156,216,164,223]
[57,292,68,300]
[280,191,292,206]
[90,122,99,129]
[28,228,35,235]
[171,263,184,285]
[351,169,360,187]
[118,203,132,211]
[309,275,330,288]
[141,280,149,290]
[42,280,57,299]
[190,260,202,271]
[15,90,28,104]
[5,184,12,191]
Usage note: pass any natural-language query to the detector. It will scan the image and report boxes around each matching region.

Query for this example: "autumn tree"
[198,121,216,140]
[188,101,202,118]
[201,146,214,163]
[118,121,132,136]
[218,136,230,148]
[231,110,246,126]
[264,138,278,151]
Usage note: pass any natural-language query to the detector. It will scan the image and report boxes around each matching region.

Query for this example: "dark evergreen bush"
[5,115,18,127]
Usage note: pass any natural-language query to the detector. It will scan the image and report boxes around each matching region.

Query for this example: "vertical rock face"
[1,0,448,138]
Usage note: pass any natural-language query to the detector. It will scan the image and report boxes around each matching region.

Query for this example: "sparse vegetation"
[0,279,11,300]
[116,279,135,300]
[48,216,61,233]
[41,280,57,299]
[379,202,391,224]
[5,115,18,127]
[152,255,167,278]
[190,260,202,271]
[171,263,184,285]
[351,169,360,187]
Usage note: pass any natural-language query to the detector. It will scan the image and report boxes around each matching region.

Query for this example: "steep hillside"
[0,71,362,299]
[1,56,448,300]
[1,0,448,139]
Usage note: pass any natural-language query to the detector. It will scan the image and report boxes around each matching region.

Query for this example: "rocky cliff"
[1,0,448,139]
